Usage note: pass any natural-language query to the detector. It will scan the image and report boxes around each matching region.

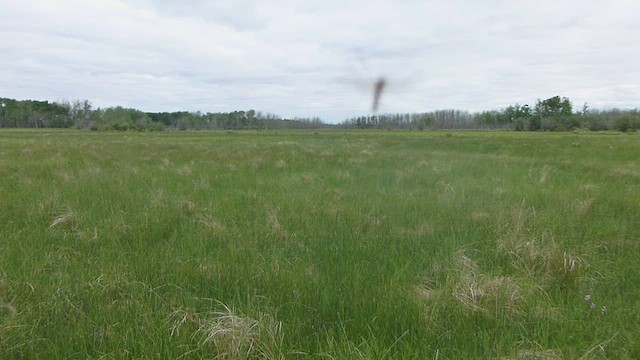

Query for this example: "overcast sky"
[1,1,639,122]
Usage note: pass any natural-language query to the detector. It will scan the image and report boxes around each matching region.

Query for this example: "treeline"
[146,110,326,130]
[342,96,640,132]
[0,98,72,128]
[0,98,329,131]
[342,110,474,130]
[473,96,640,132]
[2,95,639,131]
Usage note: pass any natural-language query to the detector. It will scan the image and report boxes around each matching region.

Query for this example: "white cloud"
[1,0,639,121]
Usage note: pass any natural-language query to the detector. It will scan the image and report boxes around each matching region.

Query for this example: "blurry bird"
[372,77,386,113]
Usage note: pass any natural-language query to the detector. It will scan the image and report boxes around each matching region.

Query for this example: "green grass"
[1,129,639,358]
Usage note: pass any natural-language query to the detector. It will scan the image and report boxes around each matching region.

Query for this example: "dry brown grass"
[538,166,551,183]
[395,222,435,239]
[418,205,585,322]
[275,159,286,169]
[0,277,16,320]
[0,303,17,319]
[500,348,562,360]
[177,163,193,177]
[301,173,318,185]
[177,199,228,236]
[496,205,583,286]
[574,197,595,215]
[498,231,582,288]
[48,207,76,231]
[451,255,521,317]
[169,303,284,359]
[268,210,288,239]
[470,209,490,222]
[196,213,226,234]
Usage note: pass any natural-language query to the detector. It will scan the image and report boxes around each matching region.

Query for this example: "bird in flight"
[372,77,386,113]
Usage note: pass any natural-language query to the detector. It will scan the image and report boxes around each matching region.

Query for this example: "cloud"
[1,0,639,121]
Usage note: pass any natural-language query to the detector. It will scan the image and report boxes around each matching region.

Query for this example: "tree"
[502,104,532,125]
[532,96,574,131]
[535,96,572,118]
[614,111,640,132]
[580,102,589,117]
[68,99,94,128]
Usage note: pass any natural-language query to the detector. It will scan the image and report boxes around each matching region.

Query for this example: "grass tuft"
[500,348,562,359]
[169,302,284,359]
[267,210,288,239]
[48,207,76,230]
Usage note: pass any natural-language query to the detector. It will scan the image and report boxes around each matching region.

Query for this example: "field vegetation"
[2,95,639,132]
[1,129,639,358]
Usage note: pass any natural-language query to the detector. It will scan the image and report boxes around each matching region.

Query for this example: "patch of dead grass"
[49,208,76,231]
[168,302,284,359]
[268,211,288,239]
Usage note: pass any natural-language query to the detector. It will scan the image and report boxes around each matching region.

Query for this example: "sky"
[1,0,639,123]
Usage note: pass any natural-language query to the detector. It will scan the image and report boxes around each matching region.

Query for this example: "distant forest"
[1,96,638,132]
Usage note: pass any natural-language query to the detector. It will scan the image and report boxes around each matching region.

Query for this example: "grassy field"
[0,129,639,359]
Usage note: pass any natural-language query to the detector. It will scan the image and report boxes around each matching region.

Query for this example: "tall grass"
[0,129,639,358]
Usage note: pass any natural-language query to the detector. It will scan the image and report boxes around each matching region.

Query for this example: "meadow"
[0,129,639,359]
